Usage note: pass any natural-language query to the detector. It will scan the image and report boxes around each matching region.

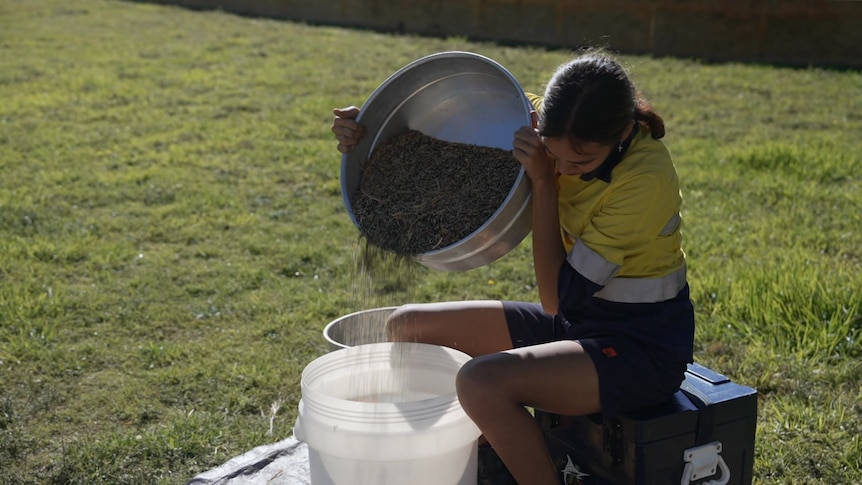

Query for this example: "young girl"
[332,50,695,485]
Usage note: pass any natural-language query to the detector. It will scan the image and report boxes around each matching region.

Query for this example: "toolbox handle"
[680,441,730,485]
[686,363,730,385]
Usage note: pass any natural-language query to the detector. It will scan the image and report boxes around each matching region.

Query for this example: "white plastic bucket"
[294,342,481,485]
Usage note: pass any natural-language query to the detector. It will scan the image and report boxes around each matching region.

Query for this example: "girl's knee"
[456,355,503,409]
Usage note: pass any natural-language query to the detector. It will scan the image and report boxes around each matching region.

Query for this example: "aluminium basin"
[341,51,533,271]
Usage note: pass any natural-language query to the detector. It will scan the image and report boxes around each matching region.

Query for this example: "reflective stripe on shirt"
[566,239,619,285]
[594,266,687,303]
[659,212,681,237]
[566,237,687,303]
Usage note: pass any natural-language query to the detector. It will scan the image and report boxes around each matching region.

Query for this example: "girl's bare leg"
[456,340,601,485]
[385,300,513,357]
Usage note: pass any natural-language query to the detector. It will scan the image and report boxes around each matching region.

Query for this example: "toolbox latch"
[680,441,730,485]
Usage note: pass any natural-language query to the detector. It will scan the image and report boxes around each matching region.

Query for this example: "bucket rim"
[300,342,472,417]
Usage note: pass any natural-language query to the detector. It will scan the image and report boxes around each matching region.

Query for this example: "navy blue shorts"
[502,301,686,419]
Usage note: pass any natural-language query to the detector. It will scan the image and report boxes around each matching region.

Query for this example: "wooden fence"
[141,0,862,68]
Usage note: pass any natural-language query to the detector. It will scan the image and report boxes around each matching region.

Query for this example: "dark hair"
[539,51,665,148]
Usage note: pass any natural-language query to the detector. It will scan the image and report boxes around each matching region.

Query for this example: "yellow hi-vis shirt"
[557,126,685,280]
[527,93,687,303]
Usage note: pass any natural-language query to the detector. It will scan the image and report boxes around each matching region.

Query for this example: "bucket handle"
[293,417,305,442]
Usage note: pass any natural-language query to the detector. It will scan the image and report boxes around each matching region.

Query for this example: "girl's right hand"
[332,106,366,154]
[512,111,556,186]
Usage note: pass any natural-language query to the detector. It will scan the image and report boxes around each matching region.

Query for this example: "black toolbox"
[534,363,758,485]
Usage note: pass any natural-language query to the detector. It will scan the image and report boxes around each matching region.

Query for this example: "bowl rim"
[322,306,398,349]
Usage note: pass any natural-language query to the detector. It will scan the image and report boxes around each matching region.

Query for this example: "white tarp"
[188,436,310,485]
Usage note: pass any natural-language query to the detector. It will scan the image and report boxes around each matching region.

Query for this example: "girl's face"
[542,136,612,176]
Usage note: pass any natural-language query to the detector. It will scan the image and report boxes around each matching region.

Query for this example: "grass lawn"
[1,0,860,483]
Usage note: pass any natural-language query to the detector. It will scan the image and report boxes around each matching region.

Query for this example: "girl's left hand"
[512,111,556,186]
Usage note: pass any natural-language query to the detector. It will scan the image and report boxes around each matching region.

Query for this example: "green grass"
[1,0,860,483]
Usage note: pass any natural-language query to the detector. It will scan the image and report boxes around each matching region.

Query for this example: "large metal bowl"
[322,307,396,351]
[341,51,533,271]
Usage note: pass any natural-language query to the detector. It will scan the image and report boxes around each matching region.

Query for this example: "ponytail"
[633,92,665,139]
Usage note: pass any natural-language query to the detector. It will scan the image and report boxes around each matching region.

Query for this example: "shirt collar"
[580,122,639,183]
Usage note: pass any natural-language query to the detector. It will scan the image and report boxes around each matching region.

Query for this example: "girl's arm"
[512,112,566,314]
[529,176,565,313]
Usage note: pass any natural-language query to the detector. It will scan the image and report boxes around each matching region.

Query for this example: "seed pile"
[352,130,521,256]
